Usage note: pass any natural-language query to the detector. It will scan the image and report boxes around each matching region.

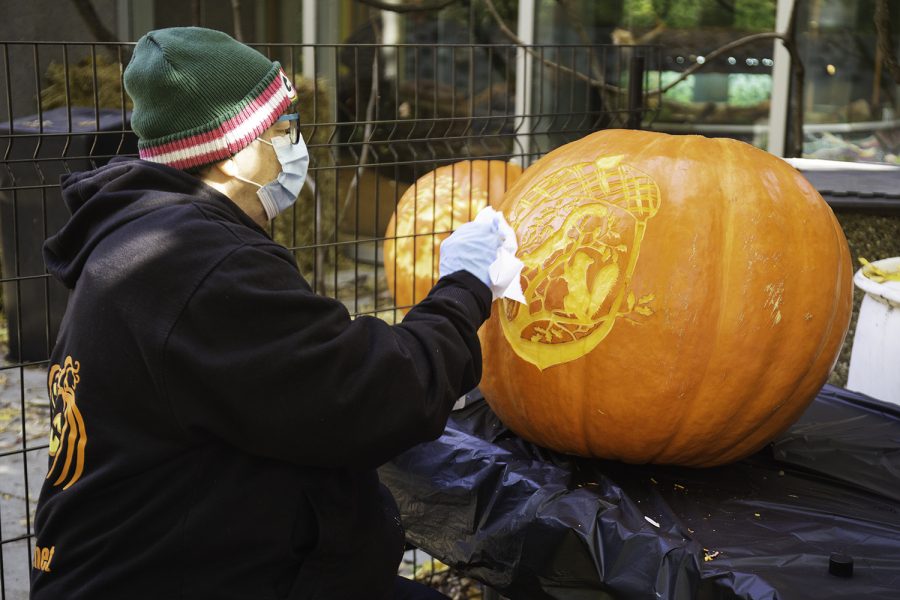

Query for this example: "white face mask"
[234,133,310,221]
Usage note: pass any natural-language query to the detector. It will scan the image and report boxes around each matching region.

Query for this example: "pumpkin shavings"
[413,559,450,580]
[859,257,900,283]
[644,516,661,528]
[764,283,784,326]
[703,549,721,562]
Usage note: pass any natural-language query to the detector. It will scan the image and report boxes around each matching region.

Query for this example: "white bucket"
[846,256,900,406]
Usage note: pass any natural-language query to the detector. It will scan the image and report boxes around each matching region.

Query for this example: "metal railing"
[0,40,659,599]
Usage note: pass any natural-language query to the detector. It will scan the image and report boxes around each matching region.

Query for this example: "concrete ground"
[0,364,50,600]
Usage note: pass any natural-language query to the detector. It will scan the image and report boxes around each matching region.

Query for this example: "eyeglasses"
[276,110,300,145]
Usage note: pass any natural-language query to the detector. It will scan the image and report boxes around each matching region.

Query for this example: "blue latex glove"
[439,219,503,287]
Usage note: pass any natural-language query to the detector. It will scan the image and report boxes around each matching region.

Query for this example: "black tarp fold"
[381,385,900,599]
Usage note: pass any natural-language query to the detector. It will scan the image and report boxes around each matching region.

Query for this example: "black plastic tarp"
[380,385,900,599]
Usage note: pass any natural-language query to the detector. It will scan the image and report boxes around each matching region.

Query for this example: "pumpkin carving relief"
[383,160,522,309]
[500,155,660,370]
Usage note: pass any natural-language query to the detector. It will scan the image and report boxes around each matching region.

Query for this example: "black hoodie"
[31,158,491,599]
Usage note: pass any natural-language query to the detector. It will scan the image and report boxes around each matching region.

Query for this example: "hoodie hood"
[44,158,259,288]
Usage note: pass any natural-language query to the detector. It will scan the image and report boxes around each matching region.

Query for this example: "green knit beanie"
[124,27,297,171]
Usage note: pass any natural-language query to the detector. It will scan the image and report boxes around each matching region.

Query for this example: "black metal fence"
[0,40,659,598]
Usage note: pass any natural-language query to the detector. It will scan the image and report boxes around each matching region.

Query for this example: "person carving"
[31,27,502,600]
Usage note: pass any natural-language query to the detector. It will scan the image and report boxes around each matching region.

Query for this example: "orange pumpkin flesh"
[383,160,522,308]
[478,129,853,467]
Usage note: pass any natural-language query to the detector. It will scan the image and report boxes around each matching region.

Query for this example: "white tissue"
[473,207,527,304]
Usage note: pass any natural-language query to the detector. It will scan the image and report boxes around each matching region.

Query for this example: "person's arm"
[161,242,491,469]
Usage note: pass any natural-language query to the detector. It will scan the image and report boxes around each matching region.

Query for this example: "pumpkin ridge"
[720,320,832,465]
[783,204,846,378]
[754,212,849,429]
[648,136,732,464]
[705,175,851,466]
[706,141,778,460]
[701,156,807,465]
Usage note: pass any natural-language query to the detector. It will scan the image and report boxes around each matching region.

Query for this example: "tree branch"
[483,0,794,100]
[482,0,623,94]
[713,0,736,15]
[481,0,805,155]
[658,31,785,94]
[875,0,900,85]
[355,0,458,13]
[70,0,119,43]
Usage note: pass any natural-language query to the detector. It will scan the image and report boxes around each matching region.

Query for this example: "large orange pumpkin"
[479,129,853,467]
[383,160,521,308]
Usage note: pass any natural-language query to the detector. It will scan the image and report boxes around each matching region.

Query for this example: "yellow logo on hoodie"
[47,356,87,490]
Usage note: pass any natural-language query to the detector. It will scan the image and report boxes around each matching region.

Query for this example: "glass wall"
[795,0,900,163]
[546,0,781,149]
[9,0,899,163]
[533,0,900,163]
[38,0,896,164]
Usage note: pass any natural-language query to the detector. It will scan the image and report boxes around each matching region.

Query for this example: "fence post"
[767,0,795,157]
[514,0,536,167]
[627,54,645,130]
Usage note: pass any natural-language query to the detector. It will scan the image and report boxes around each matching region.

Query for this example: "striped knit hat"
[124,27,297,171]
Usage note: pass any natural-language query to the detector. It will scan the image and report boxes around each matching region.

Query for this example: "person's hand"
[439,219,503,287]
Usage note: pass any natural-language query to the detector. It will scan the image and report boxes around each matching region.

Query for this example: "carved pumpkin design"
[500,155,661,370]
[479,129,853,467]
[383,160,522,308]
